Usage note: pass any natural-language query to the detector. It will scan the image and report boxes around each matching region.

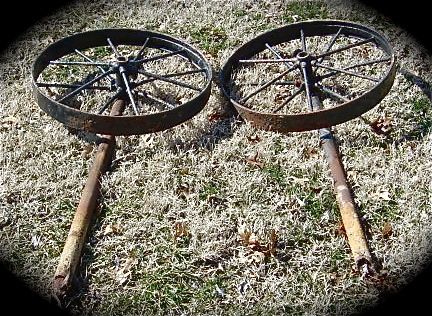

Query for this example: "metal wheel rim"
[220,20,396,133]
[32,28,212,136]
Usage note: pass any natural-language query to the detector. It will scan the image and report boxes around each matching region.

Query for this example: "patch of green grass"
[272,137,285,154]
[194,275,226,302]
[263,164,285,185]
[412,96,431,114]
[411,97,432,134]
[110,269,199,314]
[233,8,247,18]
[189,26,229,57]
[395,96,432,140]
[283,0,329,23]
[199,181,220,201]
[372,199,400,222]
[302,191,333,219]
[329,247,350,272]
[55,199,76,214]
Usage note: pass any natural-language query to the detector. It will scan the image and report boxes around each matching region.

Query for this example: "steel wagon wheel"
[220,20,396,133]
[32,28,212,135]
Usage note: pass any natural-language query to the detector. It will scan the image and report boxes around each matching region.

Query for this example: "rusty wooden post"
[311,96,373,271]
[52,99,126,298]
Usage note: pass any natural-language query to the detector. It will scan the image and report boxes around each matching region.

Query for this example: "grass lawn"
[1,0,431,315]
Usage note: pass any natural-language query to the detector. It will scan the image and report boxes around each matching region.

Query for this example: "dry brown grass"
[1,0,431,315]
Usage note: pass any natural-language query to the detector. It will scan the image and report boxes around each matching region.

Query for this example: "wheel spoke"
[134,49,186,64]
[313,37,375,60]
[314,27,342,74]
[273,86,304,113]
[138,69,201,91]
[316,57,391,81]
[316,83,349,103]
[134,68,205,87]
[121,72,140,115]
[238,58,296,64]
[344,57,392,70]
[137,91,176,110]
[36,82,111,91]
[300,29,307,52]
[74,49,108,73]
[239,81,295,86]
[97,89,124,114]
[58,69,114,103]
[265,43,295,67]
[107,38,121,58]
[239,64,298,103]
[300,67,313,111]
[49,60,110,67]
[315,63,379,82]
[133,37,151,61]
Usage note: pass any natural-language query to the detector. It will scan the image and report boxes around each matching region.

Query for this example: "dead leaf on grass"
[0,116,19,130]
[116,257,137,285]
[103,223,121,236]
[174,222,190,239]
[245,152,264,169]
[208,112,229,122]
[369,115,392,135]
[382,222,393,239]
[238,225,278,257]
[302,146,318,158]
[335,220,346,237]
[81,144,93,158]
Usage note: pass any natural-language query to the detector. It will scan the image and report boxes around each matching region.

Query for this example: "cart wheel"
[220,20,396,132]
[32,29,212,135]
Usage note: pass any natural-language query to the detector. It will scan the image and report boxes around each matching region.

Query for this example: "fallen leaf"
[303,146,318,158]
[104,223,121,236]
[245,152,264,169]
[238,226,278,257]
[208,112,228,122]
[335,220,346,237]
[382,222,393,239]
[175,183,191,197]
[81,144,93,158]
[369,115,392,135]
[174,222,190,239]
[116,257,137,285]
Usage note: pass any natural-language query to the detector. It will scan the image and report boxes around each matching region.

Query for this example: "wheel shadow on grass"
[167,70,243,153]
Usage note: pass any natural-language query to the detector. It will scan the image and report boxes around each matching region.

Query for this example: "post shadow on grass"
[392,68,432,144]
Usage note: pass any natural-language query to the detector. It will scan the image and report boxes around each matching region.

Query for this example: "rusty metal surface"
[311,92,373,270]
[220,20,396,132]
[32,29,212,136]
[319,127,373,268]
[52,99,126,298]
